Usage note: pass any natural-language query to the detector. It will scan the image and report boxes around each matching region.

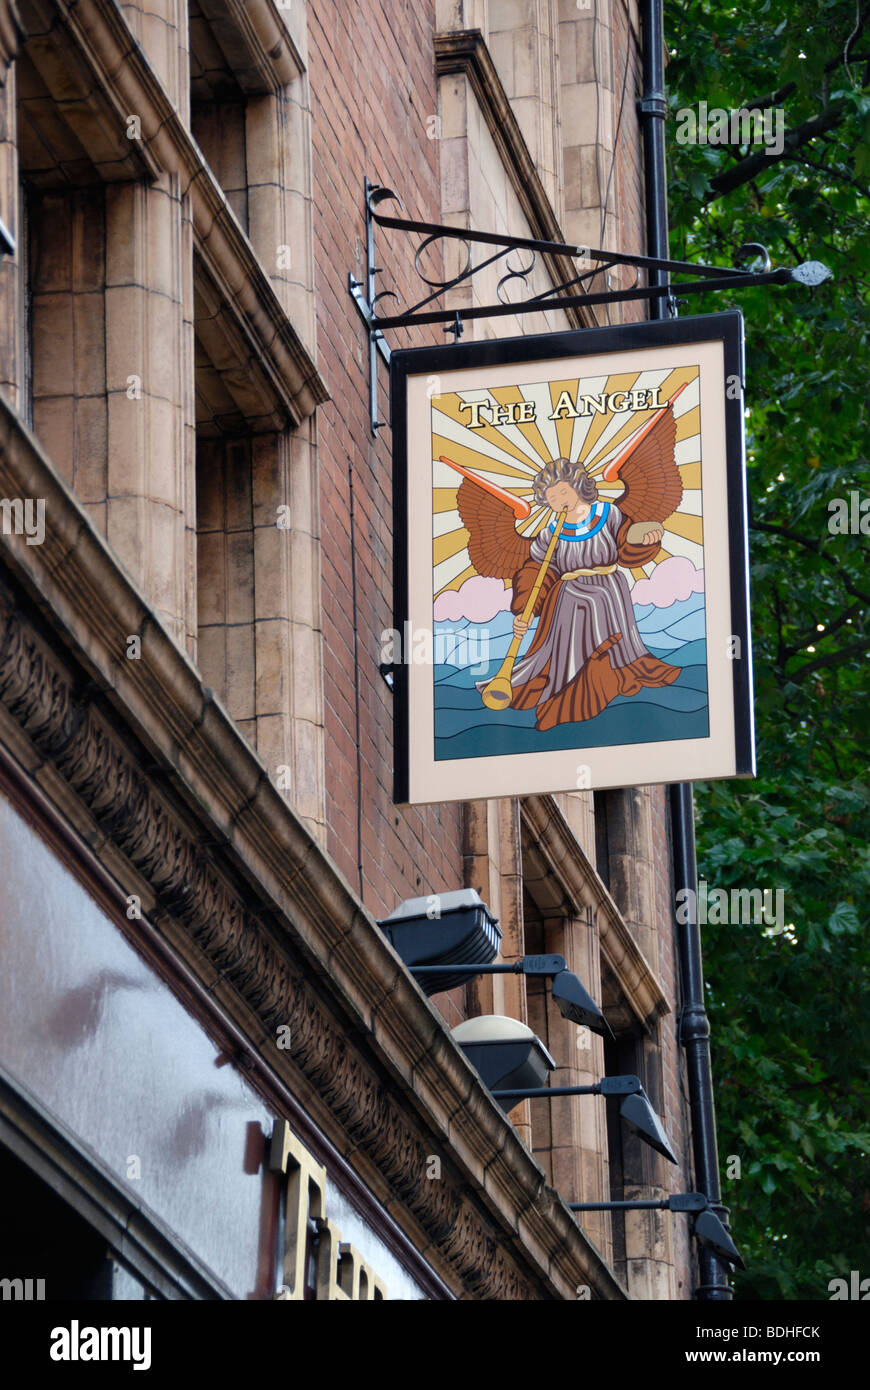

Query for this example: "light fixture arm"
[491,1073,678,1164]
[569,1193,707,1213]
[410,952,566,978]
[492,1074,640,1101]
[411,954,612,1034]
[569,1190,744,1270]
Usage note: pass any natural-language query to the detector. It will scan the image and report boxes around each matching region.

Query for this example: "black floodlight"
[387,917,611,1037]
[493,1073,678,1165]
[378,888,501,994]
[694,1208,745,1270]
[612,1086,679,1165]
[451,1015,555,1103]
[568,1192,744,1270]
[548,966,612,1035]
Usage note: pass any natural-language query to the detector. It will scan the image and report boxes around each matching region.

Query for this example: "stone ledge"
[196,0,305,94]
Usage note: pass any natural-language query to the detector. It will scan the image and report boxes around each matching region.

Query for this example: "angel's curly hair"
[531,458,597,508]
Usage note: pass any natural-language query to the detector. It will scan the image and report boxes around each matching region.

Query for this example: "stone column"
[252,421,325,843]
[560,0,618,252]
[488,0,562,212]
[529,905,611,1263]
[622,1063,677,1299]
[463,797,532,1149]
[554,788,597,862]
[435,0,488,33]
[599,785,659,966]
[104,0,196,654]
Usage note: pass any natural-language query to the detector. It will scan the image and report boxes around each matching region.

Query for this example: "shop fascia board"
[0,400,624,1302]
[521,794,671,1032]
[28,0,328,425]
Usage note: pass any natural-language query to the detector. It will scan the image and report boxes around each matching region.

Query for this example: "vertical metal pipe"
[639,0,670,320]
[669,785,732,1299]
[638,0,732,1300]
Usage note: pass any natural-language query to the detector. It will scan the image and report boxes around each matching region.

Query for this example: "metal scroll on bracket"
[348,176,831,435]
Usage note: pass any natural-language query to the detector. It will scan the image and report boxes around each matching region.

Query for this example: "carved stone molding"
[196,0,305,93]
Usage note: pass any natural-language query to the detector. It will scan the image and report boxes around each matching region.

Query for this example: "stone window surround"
[192,0,305,96]
[435,25,599,333]
[15,0,328,429]
[522,793,670,1032]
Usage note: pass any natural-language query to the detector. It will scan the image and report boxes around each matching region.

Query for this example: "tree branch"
[786,638,870,684]
[783,598,865,660]
[741,81,797,113]
[709,101,849,198]
[750,520,870,606]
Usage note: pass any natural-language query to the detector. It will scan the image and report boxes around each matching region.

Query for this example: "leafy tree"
[665,0,870,1298]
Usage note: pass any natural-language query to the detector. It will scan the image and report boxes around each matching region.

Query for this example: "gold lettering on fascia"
[269,1120,387,1301]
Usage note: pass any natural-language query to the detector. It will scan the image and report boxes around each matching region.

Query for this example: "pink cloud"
[434,576,512,623]
[631,556,704,608]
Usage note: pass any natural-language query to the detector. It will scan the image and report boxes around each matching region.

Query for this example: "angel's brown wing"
[455,477,532,580]
[615,408,683,523]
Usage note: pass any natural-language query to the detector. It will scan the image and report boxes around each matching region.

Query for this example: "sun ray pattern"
[431,367,703,596]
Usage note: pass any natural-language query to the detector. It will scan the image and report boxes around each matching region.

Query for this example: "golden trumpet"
[481,508,568,710]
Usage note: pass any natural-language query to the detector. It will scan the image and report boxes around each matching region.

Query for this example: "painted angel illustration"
[443,390,686,732]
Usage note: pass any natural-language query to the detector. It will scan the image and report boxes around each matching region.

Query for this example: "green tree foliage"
[665,0,870,1298]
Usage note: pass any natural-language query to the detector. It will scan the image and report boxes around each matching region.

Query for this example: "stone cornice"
[434,28,595,332]
[31,0,327,424]
[197,0,305,93]
[521,794,670,1030]
[0,395,626,1301]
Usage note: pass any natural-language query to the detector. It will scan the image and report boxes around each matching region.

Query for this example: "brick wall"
[307,0,464,913]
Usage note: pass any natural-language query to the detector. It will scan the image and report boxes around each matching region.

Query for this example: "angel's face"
[545,480,582,511]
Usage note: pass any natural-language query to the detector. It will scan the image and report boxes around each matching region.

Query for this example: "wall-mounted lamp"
[492,1073,677,1164]
[568,1192,744,1270]
[451,1016,677,1163]
[451,1015,556,1095]
[379,889,501,994]
[379,892,609,1034]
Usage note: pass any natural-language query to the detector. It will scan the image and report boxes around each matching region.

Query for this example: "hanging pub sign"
[390,312,754,805]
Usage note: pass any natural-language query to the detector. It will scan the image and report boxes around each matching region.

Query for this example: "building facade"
[0,0,706,1299]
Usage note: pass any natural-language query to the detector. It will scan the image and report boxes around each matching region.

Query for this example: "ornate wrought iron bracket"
[348,177,831,435]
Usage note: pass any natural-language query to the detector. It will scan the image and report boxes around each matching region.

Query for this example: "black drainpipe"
[638,0,732,1301]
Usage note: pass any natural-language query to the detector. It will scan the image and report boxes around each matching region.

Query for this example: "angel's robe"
[501,500,680,731]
